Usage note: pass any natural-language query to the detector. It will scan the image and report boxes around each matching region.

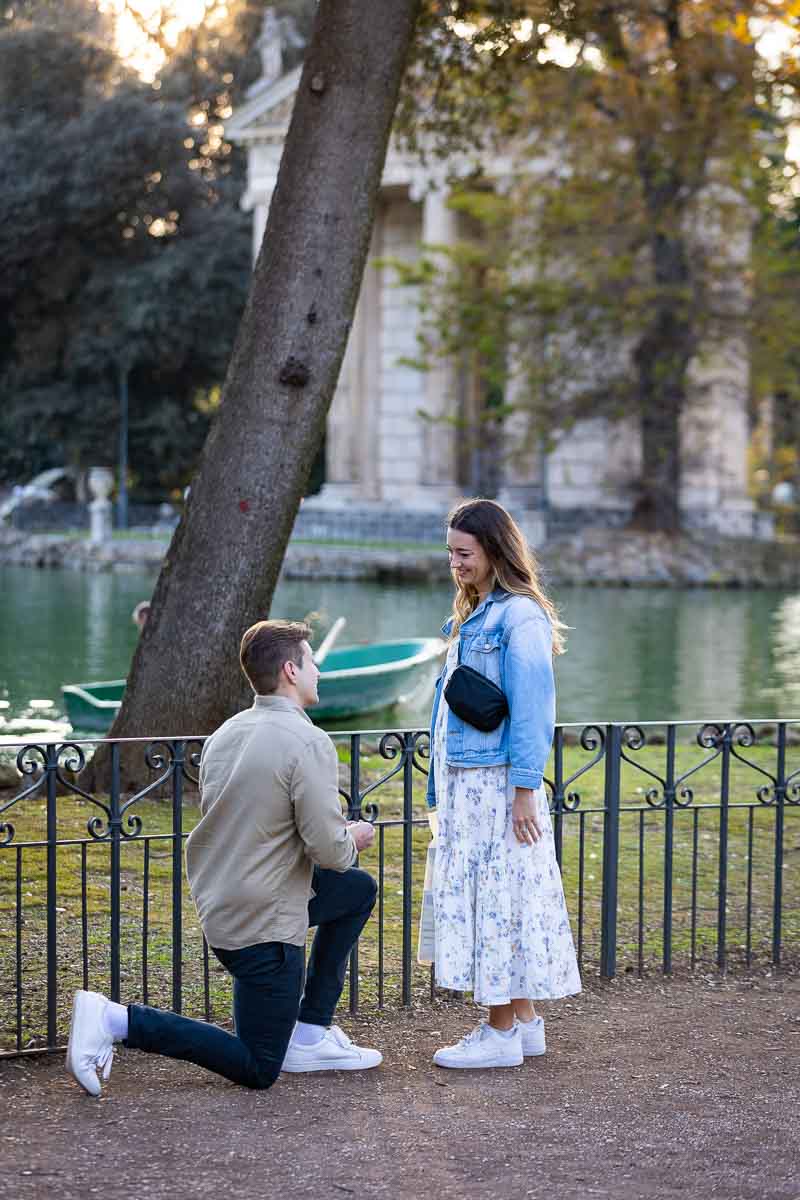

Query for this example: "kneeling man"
[67,619,380,1094]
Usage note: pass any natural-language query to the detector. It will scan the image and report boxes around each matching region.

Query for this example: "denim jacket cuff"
[509,767,543,789]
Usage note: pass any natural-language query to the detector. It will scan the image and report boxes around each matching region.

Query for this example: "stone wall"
[293,499,635,543]
[294,499,448,543]
[5,498,764,546]
[2,525,797,587]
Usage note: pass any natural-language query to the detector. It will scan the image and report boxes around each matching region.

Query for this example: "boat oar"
[314,616,346,666]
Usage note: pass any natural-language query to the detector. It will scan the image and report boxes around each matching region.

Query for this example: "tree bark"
[88,0,420,787]
[631,230,695,533]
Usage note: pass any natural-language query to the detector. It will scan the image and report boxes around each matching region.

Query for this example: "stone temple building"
[226,13,759,545]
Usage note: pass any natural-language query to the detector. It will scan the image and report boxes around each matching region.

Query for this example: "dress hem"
[434,977,583,1006]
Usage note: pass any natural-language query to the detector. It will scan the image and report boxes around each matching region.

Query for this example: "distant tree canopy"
[394,1,800,531]
[1,0,797,525]
[0,0,313,498]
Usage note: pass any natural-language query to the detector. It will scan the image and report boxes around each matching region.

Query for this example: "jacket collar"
[441,587,507,635]
[252,694,313,724]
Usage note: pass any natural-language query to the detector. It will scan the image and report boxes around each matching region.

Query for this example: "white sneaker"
[518,1016,546,1057]
[281,1024,383,1073]
[433,1021,523,1069]
[66,990,115,1097]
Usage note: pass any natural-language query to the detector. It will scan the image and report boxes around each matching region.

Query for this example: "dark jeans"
[126,865,377,1090]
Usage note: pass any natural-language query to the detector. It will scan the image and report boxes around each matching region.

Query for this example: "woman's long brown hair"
[447,498,566,655]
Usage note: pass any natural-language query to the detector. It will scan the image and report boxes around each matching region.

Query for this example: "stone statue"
[257,8,283,86]
[254,7,306,89]
[87,466,114,545]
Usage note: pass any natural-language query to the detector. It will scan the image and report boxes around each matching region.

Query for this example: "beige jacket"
[185,695,356,950]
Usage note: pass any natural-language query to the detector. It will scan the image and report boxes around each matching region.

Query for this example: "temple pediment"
[226,62,429,194]
[226,66,487,199]
[225,65,302,145]
[224,13,500,192]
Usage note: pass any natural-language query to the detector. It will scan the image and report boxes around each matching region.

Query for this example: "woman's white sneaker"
[433,1022,523,1069]
[281,1024,382,1072]
[518,1015,546,1056]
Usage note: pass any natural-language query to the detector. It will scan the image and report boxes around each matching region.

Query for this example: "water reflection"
[554,587,793,723]
[85,572,115,679]
[675,593,746,719]
[556,589,681,722]
[273,578,453,647]
[0,565,798,732]
[770,592,800,712]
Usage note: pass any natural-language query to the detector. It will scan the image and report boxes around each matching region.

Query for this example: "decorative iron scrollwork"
[620,724,724,810]
[0,745,46,844]
[355,732,408,820]
[410,730,430,777]
[552,724,606,813]
[183,739,204,786]
[697,723,725,750]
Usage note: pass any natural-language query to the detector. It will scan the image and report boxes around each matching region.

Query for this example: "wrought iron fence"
[0,719,798,1057]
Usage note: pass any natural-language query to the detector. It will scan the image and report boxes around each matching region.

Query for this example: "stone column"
[354,222,382,500]
[241,141,281,266]
[680,337,754,537]
[493,193,547,542]
[252,199,270,262]
[315,217,383,504]
[495,377,542,506]
[680,179,755,537]
[494,318,550,544]
[418,187,461,503]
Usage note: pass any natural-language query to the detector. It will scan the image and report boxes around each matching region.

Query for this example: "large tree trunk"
[88,0,420,787]
[631,230,695,533]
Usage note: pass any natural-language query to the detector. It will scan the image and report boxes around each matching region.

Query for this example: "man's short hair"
[239,619,312,695]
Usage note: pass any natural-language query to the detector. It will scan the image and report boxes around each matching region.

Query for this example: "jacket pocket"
[465,632,503,686]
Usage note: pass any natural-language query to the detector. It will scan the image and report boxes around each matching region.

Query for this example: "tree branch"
[120,1,217,58]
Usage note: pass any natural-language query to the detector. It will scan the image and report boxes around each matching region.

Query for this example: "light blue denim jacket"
[425,588,555,809]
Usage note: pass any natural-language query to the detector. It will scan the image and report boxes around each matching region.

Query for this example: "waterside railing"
[1,718,798,1056]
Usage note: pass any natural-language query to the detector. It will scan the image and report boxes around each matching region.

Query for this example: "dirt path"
[1,971,798,1200]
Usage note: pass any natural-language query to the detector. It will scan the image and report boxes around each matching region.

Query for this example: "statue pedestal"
[87,467,114,545]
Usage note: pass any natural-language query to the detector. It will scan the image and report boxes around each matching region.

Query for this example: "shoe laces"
[458,1023,489,1048]
[460,1021,517,1048]
[327,1025,353,1049]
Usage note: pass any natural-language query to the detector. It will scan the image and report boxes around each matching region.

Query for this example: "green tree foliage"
[0,1,312,498]
[395,2,800,530]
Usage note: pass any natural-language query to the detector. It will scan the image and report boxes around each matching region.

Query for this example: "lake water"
[1,564,799,737]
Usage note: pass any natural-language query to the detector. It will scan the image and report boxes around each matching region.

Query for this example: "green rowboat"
[312,637,445,719]
[61,637,445,732]
[61,679,126,733]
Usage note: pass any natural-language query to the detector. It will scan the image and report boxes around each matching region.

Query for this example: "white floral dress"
[432,640,582,1006]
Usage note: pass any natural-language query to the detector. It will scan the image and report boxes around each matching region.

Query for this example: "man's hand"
[347,819,376,853]
[512,787,542,845]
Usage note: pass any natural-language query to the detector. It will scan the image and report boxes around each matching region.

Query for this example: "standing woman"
[426,498,580,1068]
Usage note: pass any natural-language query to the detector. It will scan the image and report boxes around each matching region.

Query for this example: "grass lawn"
[1,737,798,1053]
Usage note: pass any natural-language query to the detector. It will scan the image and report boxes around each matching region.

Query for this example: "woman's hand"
[512,787,542,845]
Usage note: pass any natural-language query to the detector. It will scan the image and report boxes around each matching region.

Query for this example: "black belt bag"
[443,637,509,733]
